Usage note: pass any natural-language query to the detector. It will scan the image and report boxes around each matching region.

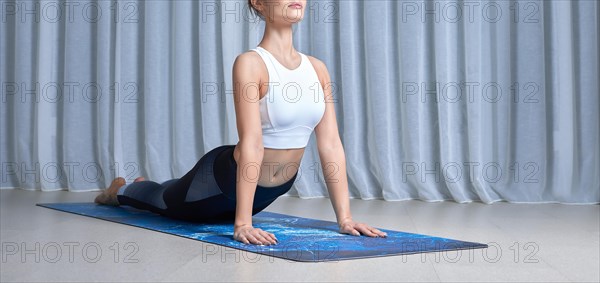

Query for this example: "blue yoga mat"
[37,202,488,262]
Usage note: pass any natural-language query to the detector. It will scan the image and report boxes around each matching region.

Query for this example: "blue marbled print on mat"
[36,202,488,262]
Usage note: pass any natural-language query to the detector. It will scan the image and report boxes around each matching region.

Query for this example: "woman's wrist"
[337,216,353,227]
[234,222,252,229]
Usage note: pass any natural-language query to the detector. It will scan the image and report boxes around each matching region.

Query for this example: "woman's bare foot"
[94,177,126,206]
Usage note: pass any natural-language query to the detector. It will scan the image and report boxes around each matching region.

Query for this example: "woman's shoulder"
[234,50,263,66]
[304,53,326,69]
[304,54,330,81]
[233,50,266,74]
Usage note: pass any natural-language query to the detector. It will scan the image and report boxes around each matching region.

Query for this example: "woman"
[95,0,387,245]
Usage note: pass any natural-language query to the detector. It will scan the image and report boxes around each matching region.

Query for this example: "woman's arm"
[317,143,352,224]
[231,52,278,245]
[310,56,352,224]
[232,52,264,228]
[311,56,387,238]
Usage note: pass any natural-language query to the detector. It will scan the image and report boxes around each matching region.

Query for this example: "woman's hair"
[248,0,264,21]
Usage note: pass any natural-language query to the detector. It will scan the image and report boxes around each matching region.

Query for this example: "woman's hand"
[338,218,388,238]
[233,224,278,245]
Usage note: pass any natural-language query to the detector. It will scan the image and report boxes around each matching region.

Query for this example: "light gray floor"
[1,189,598,282]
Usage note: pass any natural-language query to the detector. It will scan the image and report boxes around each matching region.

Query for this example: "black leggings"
[116,144,299,223]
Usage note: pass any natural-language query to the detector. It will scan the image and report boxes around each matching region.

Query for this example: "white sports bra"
[250,46,326,149]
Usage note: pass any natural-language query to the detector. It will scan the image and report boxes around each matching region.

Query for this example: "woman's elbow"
[317,136,343,153]
[237,140,264,156]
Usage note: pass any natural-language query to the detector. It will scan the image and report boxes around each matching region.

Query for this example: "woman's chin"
[282,11,304,23]
[286,16,304,24]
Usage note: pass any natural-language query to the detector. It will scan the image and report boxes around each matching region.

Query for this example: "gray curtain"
[1,0,598,204]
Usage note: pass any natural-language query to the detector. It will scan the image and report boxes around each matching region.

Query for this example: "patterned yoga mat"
[37,202,488,262]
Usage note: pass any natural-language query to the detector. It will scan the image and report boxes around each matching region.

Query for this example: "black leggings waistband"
[213,145,298,205]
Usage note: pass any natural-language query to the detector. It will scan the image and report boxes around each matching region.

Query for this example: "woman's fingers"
[363,226,387,237]
[257,231,271,244]
[372,228,388,237]
[269,232,278,243]
[251,233,266,245]
[252,230,275,245]
[238,235,250,244]
[340,222,388,238]
[263,232,277,244]
[258,230,277,244]
[341,226,360,236]
[366,227,387,237]
[246,234,261,245]
[351,223,376,237]
[234,227,279,245]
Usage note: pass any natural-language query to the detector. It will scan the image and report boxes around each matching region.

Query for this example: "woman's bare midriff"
[232,144,303,188]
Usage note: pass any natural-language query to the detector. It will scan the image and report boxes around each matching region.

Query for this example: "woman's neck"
[259,24,296,58]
